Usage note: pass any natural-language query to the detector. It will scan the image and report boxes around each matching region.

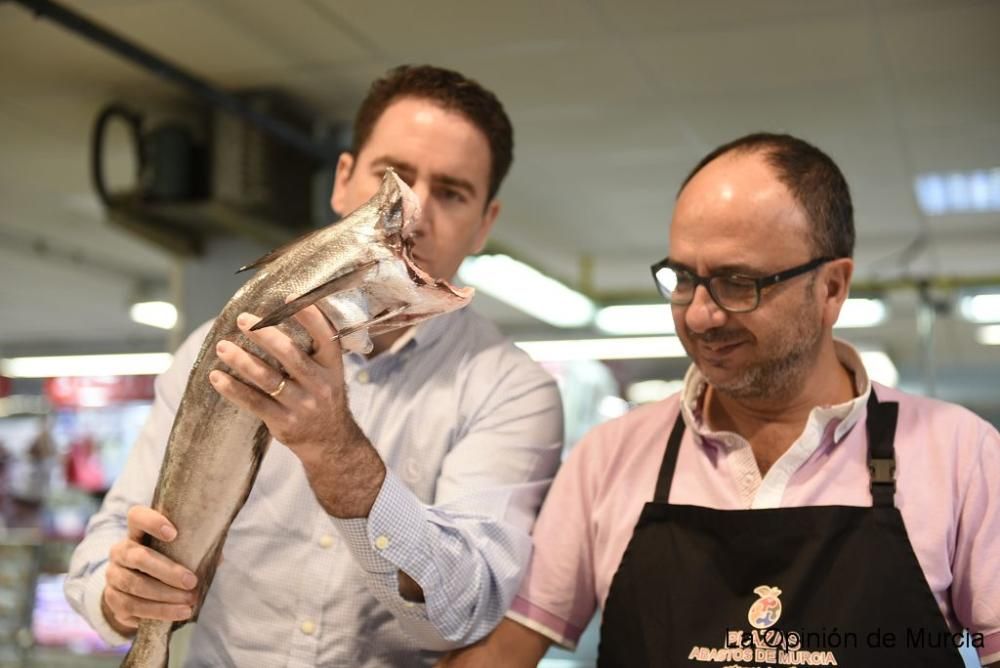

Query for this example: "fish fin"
[236,227,328,273]
[250,260,378,331]
[330,305,408,343]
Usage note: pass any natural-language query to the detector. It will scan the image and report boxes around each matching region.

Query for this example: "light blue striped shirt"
[65,307,563,667]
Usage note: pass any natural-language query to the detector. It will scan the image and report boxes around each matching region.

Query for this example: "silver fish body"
[121,170,472,667]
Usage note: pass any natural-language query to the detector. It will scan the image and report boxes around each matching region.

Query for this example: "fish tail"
[120,619,171,668]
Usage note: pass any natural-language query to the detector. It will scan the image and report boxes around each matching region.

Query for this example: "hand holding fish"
[209,306,387,518]
[111,171,471,666]
[101,506,198,636]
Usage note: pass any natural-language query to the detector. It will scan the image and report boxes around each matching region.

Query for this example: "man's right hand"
[101,506,199,636]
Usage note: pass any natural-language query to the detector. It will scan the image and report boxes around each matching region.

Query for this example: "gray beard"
[713,331,821,401]
[707,290,824,401]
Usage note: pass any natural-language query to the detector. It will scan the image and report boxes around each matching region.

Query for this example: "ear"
[819,258,854,329]
[472,199,501,253]
[330,152,355,217]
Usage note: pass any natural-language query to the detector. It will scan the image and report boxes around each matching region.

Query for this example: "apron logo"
[748,585,783,629]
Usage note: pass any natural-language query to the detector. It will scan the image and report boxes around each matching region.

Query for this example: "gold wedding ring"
[268,377,287,398]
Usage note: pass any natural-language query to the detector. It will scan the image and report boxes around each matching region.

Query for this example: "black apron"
[598,391,965,667]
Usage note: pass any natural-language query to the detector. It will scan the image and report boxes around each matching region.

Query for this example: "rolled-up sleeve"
[507,422,605,651]
[333,347,563,649]
[950,418,1000,665]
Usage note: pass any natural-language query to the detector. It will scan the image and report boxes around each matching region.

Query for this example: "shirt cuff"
[507,595,582,650]
[83,561,132,647]
[332,470,437,586]
[980,630,1000,665]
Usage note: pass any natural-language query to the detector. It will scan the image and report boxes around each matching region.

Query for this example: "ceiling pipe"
[7,0,338,165]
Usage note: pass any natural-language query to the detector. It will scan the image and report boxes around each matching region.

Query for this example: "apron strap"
[654,389,901,507]
[865,389,899,507]
[653,411,686,503]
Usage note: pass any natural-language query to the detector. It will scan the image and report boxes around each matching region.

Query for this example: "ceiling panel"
[879,1,1000,79]
[591,0,866,36]
[894,72,1000,132]
[325,0,606,55]
[628,17,877,96]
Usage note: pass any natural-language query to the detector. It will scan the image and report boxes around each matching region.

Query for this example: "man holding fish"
[65,65,564,667]
[443,133,1000,667]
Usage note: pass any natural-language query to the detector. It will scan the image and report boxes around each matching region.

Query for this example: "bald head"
[671,151,815,274]
[678,133,855,260]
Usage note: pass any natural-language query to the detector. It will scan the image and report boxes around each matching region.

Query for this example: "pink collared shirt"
[509,342,1000,665]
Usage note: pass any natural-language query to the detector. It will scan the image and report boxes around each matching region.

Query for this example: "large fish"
[121,169,472,667]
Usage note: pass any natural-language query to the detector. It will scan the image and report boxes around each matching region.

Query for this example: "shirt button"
[374,535,390,550]
[318,534,334,549]
[357,370,370,384]
[300,620,316,635]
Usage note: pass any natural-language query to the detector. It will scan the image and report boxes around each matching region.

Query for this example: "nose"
[407,181,435,237]
[684,284,728,334]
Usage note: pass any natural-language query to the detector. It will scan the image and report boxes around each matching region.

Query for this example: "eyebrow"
[370,157,479,199]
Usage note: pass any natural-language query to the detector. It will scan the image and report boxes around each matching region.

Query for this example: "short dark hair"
[679,133,855,258]
[351,64,514,201]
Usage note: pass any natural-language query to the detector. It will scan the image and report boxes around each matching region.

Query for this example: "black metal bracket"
[8,0,338,165]
[868,458,896,485]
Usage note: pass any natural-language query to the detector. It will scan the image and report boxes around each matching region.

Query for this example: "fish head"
[248,168,475,351]
[310,168,476,350]
[370,167,422,245]
[362,169,476,336]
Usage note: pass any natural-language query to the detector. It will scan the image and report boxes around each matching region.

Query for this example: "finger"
[126,506,177,544]
[102,589,138,631]
[105,587,193,623]
[294,305,344,370]
[215,340,295,404]
[209,368,284,422]
[237,312,318,385]
[116,541,198,592]
[106,563,197,605]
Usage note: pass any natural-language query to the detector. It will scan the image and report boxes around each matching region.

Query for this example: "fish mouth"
[399,237,470,299]
[387,169,471,301]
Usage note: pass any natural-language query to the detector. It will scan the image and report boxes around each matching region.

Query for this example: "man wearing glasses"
[442,133,1000,667]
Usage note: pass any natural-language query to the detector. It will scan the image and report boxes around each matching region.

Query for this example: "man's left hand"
[209,306,386,518]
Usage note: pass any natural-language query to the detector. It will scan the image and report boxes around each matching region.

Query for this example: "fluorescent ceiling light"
[515,336,687,361]
[1,353,173,378]
[595,304,675,335]
[626,379,684,404]
[835,298,887,328]
[130,301,178,330]
[976,325,1000,346]
[458,254,594,328]
[959,294,1000,324]
[859,351,898,388]
[914,168,1000,215]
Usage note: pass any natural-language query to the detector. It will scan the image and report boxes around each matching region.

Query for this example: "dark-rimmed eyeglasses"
[650,257,834,313]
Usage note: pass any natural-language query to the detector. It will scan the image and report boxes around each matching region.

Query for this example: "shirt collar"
[679,338,872,448]
[344,307,459,368]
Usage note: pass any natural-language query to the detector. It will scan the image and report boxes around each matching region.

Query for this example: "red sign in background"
[43,376,156,408]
